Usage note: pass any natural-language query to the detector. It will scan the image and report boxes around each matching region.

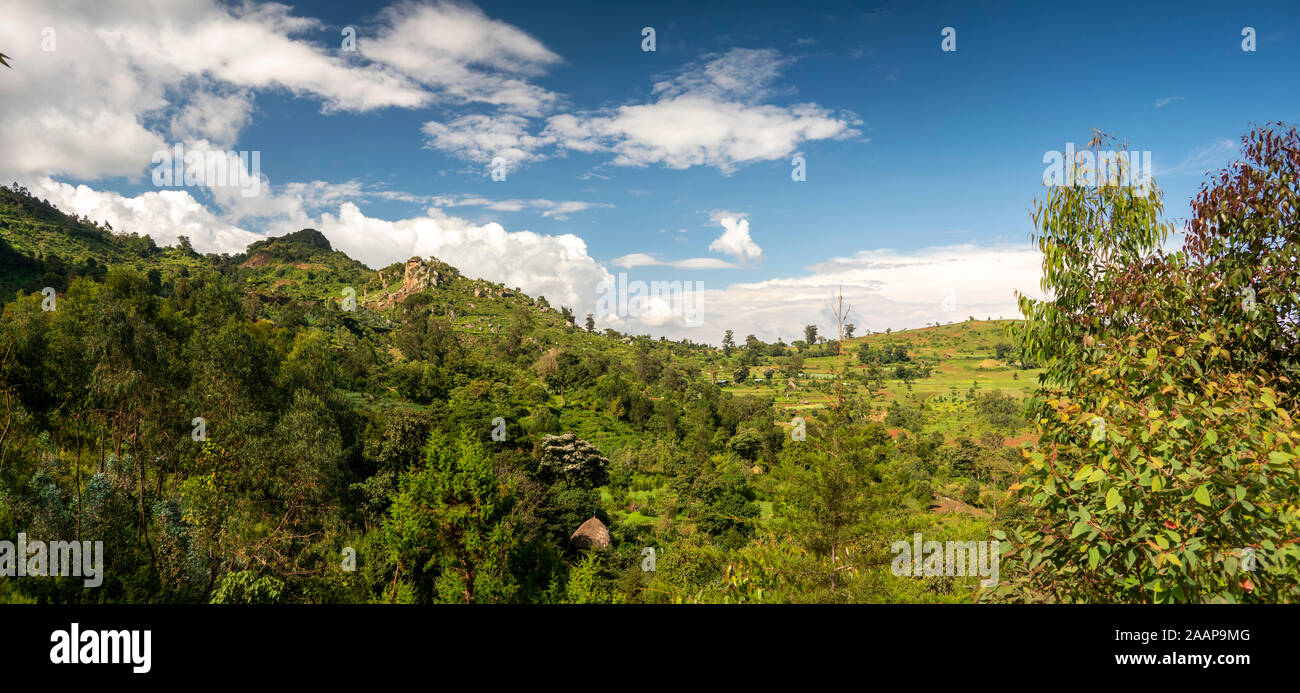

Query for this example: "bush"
[884,403,925,434]
[976,391,1022,432]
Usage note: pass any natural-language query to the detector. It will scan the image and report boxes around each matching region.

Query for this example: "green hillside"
[0,184,1010,605]
[3,118,1297,608]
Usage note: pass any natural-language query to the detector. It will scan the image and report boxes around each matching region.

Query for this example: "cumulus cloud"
[364,0,562,116]
[141,3,430,113]
[217,178,371,225]
[27,171,618,325]
[137,137,370,228]
[313,202,613,314]
[29,177,262,254]
[0,1,385,180]
[0,0,565,183]
[707,214,763,263]
[542,48,861,172]
[6,0,997,346]
[36,176,619,322]
[168,90,255,149]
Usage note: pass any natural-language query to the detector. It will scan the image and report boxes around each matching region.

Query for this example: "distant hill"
[0,182,655,355]
[845,320,1028,364]
[0,183,147,295]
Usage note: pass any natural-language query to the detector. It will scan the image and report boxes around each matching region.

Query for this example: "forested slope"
[1,124,1295,604]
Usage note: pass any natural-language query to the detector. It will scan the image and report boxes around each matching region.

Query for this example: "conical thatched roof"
[568,516,611,552]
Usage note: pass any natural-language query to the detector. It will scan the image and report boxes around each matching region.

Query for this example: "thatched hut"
[568,516,611,552]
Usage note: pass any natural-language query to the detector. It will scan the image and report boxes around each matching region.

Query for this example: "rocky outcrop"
[240,250,273,268]
[402,256,439,292]
[375,256,442,309]
[472,280,516,299]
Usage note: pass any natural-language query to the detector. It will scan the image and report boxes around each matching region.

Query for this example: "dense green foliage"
[992,126,1300,603]
[1,124,1295,604]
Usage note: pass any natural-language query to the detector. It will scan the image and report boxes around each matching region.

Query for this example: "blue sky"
[2,0,1296,341]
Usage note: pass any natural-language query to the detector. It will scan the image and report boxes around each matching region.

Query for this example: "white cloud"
[143,3,430,113]
[38,185,621,330]
[656,243,1045,343]
[3,2,860,190]
[651,48,793,102]
[611,253,737,269]
[542,48,861,172]
[1154,96,1184,109]
[168,90,254,149]
[428,194,611,219]
[29,177,261,254]
[0,0,417,181]
[364,1,561,116]
[217,178,370,225]
[1,2,1041,346]
[421,114,555,172]
[0,0,566,183]
[707,214,763,263]
[142,138,368,227]
[26,172,618,322]
[311,202,613,314]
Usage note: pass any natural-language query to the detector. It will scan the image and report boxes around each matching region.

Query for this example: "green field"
[718,320,1041,442]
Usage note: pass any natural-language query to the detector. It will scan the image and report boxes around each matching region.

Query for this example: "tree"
[742,334,763,366]
[584,313,596,332]
[381,431,517,603]
[732,366,748,384]
[803,324,818,345]
[538,433,610,488]
[721,330,735,356]
[727,427,764,463]
[892,364,915,384]
[844,324,856,339]
[661,457,758,547]
[784,352,803,378]
[741,291,901,602]
[1183,122,1300,391]
[992,130,1300,604]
